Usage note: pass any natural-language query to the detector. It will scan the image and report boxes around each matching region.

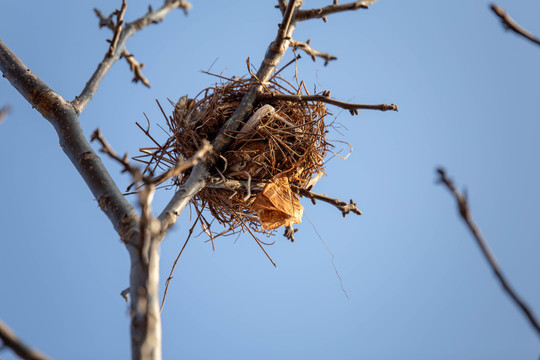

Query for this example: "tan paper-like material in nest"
[251,176,304,230]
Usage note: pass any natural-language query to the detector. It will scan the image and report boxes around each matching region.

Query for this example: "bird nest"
[136,75,331,238]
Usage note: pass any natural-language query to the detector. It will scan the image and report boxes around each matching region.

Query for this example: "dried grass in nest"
[136,74,330,237]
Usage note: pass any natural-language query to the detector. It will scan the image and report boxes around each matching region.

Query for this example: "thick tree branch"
[436,168,540,338]
[91,128,165,360]
[259,92,398,113]
[490,4,540,47]
[0,319,52,360]
[0,39,139,242]
[290,39,337,65]
[296,0,378,21]
[72,0,192,113]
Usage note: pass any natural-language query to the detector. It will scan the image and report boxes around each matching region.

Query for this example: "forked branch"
[490,4,540,47]
[72,0,192,113]
[290,39,337,65]
[436,168,540,338]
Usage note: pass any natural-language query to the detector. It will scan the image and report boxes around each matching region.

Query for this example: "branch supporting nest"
[436,168,540,339]
[490,4,540,47]
[259,92,398,114]
[290,39,337,65]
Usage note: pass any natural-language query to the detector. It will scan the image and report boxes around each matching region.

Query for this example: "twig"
[120,287,130,302]
[91,128,147,184]
[291,185,362,217]
[290,39,337,65]
[259,92,398,113]
[122,50,151,87]
[436,168,540,338]
[490,4,540,47]
[107,0,128,57]
[0,319,52,360]
[72,0,192,113]
[296,0,378,21]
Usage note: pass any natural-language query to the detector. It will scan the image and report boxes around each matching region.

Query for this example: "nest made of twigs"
[136,74,330,236]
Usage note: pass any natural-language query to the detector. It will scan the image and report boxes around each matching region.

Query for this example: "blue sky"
[1,0,540,359]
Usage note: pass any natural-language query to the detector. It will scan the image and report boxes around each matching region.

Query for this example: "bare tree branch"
[290,39,337,65]
[436,168,540,338]
[490,4,540,47]
[259,92,398,113]
[296,0,378,22]
[0,39,139,242]
[72,0,192,113]
[94,7,152,88]
[91,127,164,360]
[0,319,52,360]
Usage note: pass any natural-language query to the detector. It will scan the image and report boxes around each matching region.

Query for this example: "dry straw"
[135,73,332,240]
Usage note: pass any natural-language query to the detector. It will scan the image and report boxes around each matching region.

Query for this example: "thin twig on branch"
[122,50,151,87]
[259,92,398,113]
[291,185,362,217]
[0,319,52,360]
[107,0,128,57]
[72,0,192,113]
[290,39,337,65]
[490,4,540,47]
[296,0,378,21]
[436,168,540,338]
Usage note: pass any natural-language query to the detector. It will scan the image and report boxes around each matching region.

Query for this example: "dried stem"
[259,92,398,113]
[72,0,192,113]
[0,319,52,360]
[290,39,337,65]
[436,168,540,338]
[490,4,540,47]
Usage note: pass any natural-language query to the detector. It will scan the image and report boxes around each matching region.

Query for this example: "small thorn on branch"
[121,287,130,302]
[290,39,337,65]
